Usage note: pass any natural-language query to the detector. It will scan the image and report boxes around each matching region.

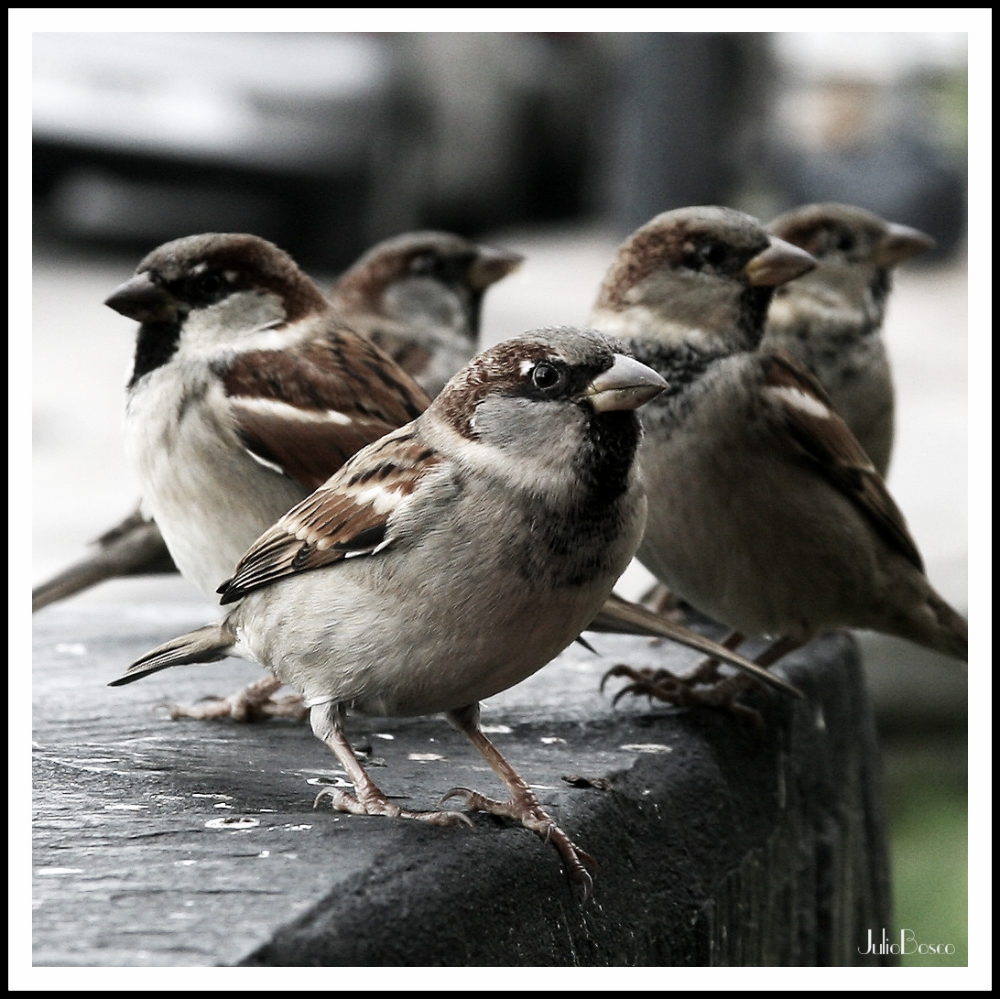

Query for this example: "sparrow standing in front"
[763,202,935,477]
[31,230,521,613]
[589,206,967,709]
[110,328,668,898]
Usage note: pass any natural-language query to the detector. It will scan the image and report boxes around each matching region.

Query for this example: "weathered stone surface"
[32,581,892,966]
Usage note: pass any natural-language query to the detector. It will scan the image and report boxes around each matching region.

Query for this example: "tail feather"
[588,592,803,698]
[880,584,968,664]
[109,623,236,687]
[33,514,175,612]
[925,591,969,663]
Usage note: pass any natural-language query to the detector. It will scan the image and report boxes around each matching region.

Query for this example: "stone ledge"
[31,581,892,966]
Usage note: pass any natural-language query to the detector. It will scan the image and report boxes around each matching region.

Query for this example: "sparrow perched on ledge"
[590,206,967,709]
[39,233,426,718]
[37,231,790,724]
[111,232,431,601]
[110,328,669,898]
[328,230,523,398]
[763,202,935,477]
[32,229,520,613]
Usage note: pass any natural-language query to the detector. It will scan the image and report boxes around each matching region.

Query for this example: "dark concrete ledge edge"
[31,592,892,967]
[238,635,892,967]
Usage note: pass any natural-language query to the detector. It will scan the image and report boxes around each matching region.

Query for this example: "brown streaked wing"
[218,432,443,603]
[761,350,924,572]
[223,334,431,490]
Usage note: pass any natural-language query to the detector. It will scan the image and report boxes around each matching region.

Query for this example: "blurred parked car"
[31,32,615,267]
[32,32,402,266]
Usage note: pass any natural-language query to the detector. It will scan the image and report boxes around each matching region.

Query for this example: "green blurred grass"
[882,733,968,967]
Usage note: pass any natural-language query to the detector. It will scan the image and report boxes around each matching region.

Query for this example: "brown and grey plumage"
[763,202,934,477]
[41,231,792,725]
[110,328,671,897]
[33,230,519,613]
[329,230,523,398]
[589,206,966,709]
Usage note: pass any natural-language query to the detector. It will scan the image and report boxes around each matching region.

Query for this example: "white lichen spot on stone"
[204,815,260,830]
[620,743,673,754]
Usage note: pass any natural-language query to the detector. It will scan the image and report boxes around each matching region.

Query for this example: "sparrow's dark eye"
[181,269,229,305]
[698,242,727,268]
[530,361,566,394]
[816,227,855,257]
[194,271,226,296]
[684,241,726,272]
[410,253,441,277]
[834,231,855,253]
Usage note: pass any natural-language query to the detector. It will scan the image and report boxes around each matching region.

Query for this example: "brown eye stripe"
[431,338,564,437]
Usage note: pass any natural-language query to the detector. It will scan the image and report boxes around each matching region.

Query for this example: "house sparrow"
[110,232,431,593]
[109,328,670,898]
[61,233,427,717]
[31,230,519,613]
[37,231,793,721]
[589,206,967,708]
[328,230,523,398]
[763,202,935,477]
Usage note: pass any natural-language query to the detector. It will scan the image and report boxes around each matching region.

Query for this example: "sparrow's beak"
[468,247,524,290]
[744,237,816,289]
[582,354,667,412]
[875,222,936,268]
[105,272,180,324]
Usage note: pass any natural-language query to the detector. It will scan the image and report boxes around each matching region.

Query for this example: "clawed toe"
[600,662,668,697]
[683,674,766,729]
[602,663,689,706]
[157,697,239,722]
[439,786,511,816]
[602,661,767,727]
[314,786,473,826]
[158,690,307,723]
[440,784,595,901]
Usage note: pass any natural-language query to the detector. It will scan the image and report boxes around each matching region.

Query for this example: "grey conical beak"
[744,237,816,288]
[875,222,936,268]
[583,353,667,412]
[105,272,179,324]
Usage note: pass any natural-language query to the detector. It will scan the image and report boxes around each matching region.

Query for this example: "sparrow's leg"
[681,633,803,702]
[163,676,309,722]
[310,702,472,826]
[601,631,804,729]
[601,631,746,704]
[602,633,802,727]
[687,634,802,696]
[441,703,596,901]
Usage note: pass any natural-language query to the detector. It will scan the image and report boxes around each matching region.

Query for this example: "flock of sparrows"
[34,204,967,899]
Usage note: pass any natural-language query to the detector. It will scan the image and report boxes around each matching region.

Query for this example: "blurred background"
[32,31,969,265]
[26,26,977,970]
